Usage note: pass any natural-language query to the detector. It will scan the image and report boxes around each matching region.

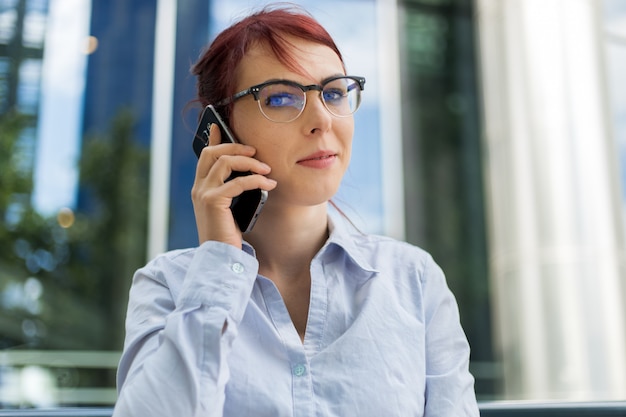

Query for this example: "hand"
[191,123,277,248]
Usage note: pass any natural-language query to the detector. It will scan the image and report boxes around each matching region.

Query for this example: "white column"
[147,0,177,260]
[476,0,626,400]
[377,0,405,240]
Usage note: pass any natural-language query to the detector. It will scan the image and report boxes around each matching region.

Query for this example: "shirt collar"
[324,214,379,275]
[241,240,256,257]
[242,214,379,276]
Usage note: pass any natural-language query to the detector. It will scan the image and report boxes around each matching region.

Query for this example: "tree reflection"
[0,109,148,353]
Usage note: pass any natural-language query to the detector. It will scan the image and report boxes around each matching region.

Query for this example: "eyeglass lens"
[257,77,362,123]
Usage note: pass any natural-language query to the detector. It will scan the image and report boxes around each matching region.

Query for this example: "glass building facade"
[0,0,625,408]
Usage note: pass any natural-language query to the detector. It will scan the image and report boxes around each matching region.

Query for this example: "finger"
[196,142,257,179]
[192,172,276,211]
[219,173,278,199]
[207,122,222,147]
[191,173,276,234]
[206,155,272,184]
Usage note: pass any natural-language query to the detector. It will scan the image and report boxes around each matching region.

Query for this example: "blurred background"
[0,0,624,408]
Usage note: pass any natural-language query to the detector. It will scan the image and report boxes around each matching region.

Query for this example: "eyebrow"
[258,74,348,86]
[321,73,348,84]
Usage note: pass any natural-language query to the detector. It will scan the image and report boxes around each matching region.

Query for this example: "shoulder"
[357,233,439,278]
[353,232,429,258]
[337,231,451,318]
[331,217,441,285]
[330,215,435,270]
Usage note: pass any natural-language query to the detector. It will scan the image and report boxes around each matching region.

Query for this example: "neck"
[245,203,329,279]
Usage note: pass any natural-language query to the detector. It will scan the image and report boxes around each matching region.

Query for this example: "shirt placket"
[261,279,316,417]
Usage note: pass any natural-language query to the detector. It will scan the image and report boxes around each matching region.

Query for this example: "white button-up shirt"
[113,216,479,417]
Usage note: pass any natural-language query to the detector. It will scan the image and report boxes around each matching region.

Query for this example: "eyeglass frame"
[214,75,366,123]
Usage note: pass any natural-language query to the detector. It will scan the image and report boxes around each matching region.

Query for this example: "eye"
[264,92,302,108]
[322,88,346,103]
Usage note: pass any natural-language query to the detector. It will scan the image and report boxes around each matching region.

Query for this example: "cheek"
[230,102,269,144]
[255,140,285,171]
[232,114,286,166]
[339,121,354,163]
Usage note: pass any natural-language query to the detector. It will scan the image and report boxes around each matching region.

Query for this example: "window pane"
[398,0,496,400]
[475,0,626,401]
[1,0,151,407]
[605,1,626,224]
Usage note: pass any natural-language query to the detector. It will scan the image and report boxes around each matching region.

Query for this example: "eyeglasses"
[215,75,366,123]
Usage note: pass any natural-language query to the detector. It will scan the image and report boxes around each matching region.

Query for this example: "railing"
[0,410,112,417]
[1,350,625,416]
[0,350,119,407]
[480,401,626,416]
[0,402,625,416]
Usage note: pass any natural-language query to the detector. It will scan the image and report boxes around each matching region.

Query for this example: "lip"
[297,150,338,169]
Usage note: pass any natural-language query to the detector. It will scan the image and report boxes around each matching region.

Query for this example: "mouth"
[297,150,338,168]
[298,151,337,163]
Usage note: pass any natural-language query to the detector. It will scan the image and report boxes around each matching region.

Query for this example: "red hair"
[191,4,345,122]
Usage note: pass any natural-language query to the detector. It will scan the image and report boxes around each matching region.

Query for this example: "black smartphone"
[193,105,268,233]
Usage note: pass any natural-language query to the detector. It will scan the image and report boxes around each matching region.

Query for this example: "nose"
[300,90,333,135]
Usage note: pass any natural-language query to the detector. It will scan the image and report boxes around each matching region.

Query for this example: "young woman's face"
[230,37,354,209]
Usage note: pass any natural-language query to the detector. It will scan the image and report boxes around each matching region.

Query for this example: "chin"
[272,184,340,208]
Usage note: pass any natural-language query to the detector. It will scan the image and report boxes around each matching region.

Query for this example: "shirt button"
[231,262,244,274]
[293,364,306,377]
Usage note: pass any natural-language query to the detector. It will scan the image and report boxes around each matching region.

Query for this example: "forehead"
[235,38,345,89]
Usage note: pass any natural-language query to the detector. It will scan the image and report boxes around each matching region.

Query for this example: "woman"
[113,5,479,417]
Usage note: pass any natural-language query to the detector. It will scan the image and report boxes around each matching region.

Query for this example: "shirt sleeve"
[112,241,258,417]
[421,255,480,417]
